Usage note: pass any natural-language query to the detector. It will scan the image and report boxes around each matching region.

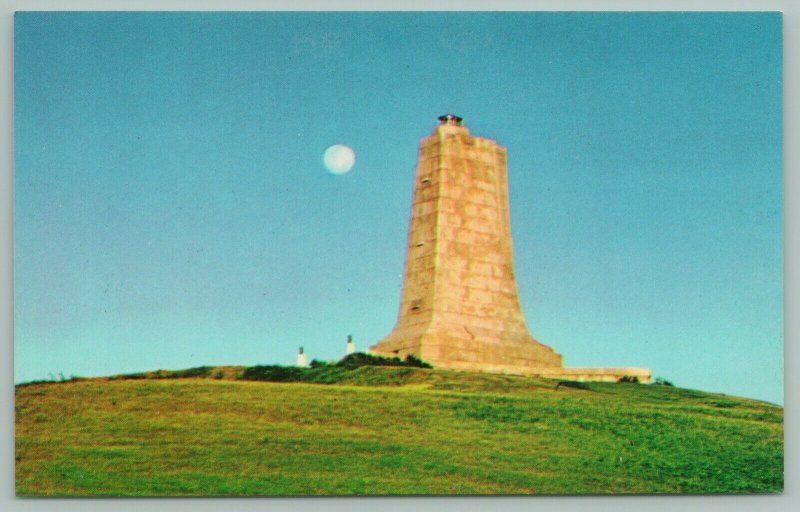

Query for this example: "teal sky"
[14,12,783,404]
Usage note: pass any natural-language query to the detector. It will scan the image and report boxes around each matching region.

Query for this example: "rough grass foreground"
[15,367,783,496]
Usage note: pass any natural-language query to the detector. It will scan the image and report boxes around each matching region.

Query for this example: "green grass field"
[15,366,783,496]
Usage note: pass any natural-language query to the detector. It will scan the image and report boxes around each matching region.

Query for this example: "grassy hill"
[15,365,783,496]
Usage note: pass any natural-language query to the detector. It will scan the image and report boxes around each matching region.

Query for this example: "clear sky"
[14,12,783,404]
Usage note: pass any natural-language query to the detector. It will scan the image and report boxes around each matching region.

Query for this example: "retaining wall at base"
[436,363,652,383]
[537,367,652,383]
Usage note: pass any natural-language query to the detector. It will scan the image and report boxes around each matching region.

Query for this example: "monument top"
[437,113,463,126]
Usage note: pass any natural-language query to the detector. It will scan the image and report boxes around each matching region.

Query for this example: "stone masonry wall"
[371,121,563,371]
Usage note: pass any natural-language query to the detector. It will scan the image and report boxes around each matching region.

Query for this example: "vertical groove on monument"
[371,115,563,373]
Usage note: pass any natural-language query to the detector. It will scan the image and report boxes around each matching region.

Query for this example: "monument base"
[369,328,650,383]
[370,324,564,372]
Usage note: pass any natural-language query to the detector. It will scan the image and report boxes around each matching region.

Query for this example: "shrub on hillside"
[617,375,640,384]
[309,359,335,368]
[165,366,214,379]
[110,367,214,380]
[653,377,674,387]
[241,365,310,382]
[111,372,147,380]
[239,353,431,384]
[404,354,433,368]
[335,352,432,369]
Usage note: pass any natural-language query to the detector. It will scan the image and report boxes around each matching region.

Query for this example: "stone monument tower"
[370,114,563,373]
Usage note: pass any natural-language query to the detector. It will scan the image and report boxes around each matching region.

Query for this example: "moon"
[323,144,356,175]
